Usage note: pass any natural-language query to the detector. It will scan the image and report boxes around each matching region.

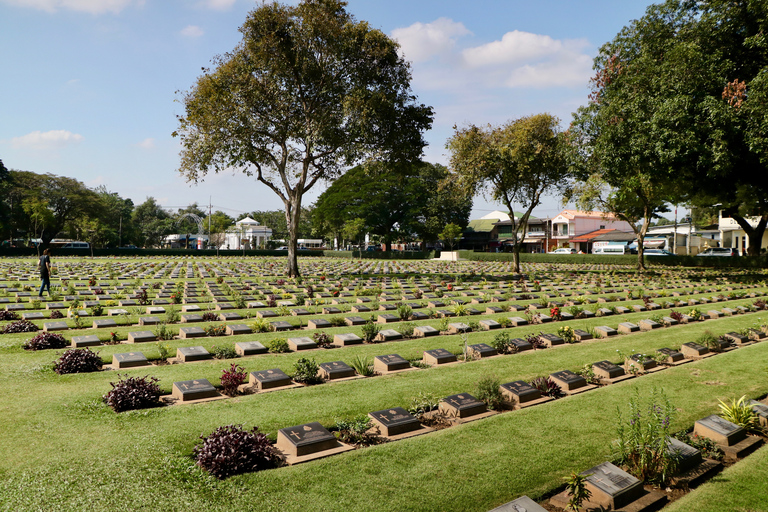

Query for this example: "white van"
[593,245,626,255]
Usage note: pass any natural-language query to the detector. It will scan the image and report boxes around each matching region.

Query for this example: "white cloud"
[11,130,84,149]
[504,54,594,88]
[391,18,471,63]
[462,31,566,67]
[198,0,236,10]
[180,25,204,38]
[0,0,144,14]
[136,137,155,149]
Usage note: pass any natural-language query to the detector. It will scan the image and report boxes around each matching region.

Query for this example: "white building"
[222,217,272,250]
[719,212,768,255]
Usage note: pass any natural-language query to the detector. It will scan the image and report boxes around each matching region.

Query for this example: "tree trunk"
[512,242,521,274]
[731,213,768,257]
[285,193,303,278]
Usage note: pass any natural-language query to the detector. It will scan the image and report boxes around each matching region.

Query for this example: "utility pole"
[673,205,678,255]
[119,215,122,247]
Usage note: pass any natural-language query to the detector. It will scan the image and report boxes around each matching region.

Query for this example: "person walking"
[38,248,52,297]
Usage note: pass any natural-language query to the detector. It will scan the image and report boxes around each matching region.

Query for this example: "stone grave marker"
[277,422,339,457]
[618,322,639,334]
[377,314,398,324]
[468,343,497,359]
[225,324,251,336]
[572,329,592,341]
[127,331,156,343]
[112,352,147,369]
[439,393,487,419]
[706,310,720,319]
[71,334,101,348]
[413,325,439,337]
[318,361,355,380]
[680,342,709,358]
[45,302,66,310]
[615,306,630,314]
[369,407,421,437]
[219,312,242,322]
[509,338,532,352]
[550,370,587,392]
[375,329,402,342]
[176,346,211,362]
[333,333,362,346]
[694,415,746,446]
[666,437,703,474]
[215,303,235,311]
[107,309,128,316]
[410,311,429,321]
[657,347,685,363]
[595,326,617,337]
[249,368,291,390]
[373,354,410,373]
[539,333,564,347]
[308,318,331,329]
[43,321,68,332]
[21,312,44,320]
[235,341,267,356]
[723,332,749,345]
[5,304,25,311]
[479,319,501,330]
[180,314,203,323]
[257,310,277,318]
[172,378,218,401]
[489,496,547,512]
[343,316,366,326]
[179,326,205,339]
[423,348,457,365]
[592,360,625,379]
[485,306,503,314]
[448,322,470,334]
[500,380,541,405]
[748,400,768,427]
[287,337,317,351]
[508,316,528,326]
[291,308,311,316]
[581,462,644,510]
[322,307,341,315]
[628,353,657,371]
[638,319,660,331]
[139,316,161,326]
[270,321,293,331]
[662,316,679,326]
[92,318,118,329]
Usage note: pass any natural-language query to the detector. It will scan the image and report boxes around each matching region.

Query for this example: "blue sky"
[0,0,656,221]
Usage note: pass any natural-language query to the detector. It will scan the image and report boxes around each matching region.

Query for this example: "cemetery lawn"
[1,313,768,512]
[664,443,768,512]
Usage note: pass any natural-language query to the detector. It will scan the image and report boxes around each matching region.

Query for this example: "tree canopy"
[174,0,433,276]
[312,161,471,250]
[570,0,768,257]
[447,113,568,272]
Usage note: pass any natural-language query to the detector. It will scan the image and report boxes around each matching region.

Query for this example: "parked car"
[548,248,576,254]
[697,247,739,257]
[643,249,674,256]
[275,246,288,250]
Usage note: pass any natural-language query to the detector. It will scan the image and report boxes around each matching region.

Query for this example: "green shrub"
[361,318,380,343]
[292,357,321,385]
[267,338,289,353]
[194,425,278,479]
[474,375,504,410]
[211,345,239,359]
[615,388,676,483]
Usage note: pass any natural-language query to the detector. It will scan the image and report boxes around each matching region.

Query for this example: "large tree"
[132,197,172,248]
[447,114,569,273]
[7,170,98,250]
[312,161,471,251]
[572,0,768,257]
[174,0,433,277]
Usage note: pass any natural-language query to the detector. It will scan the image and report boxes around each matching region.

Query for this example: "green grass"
[664,444,768,512]
[2,314,768,511]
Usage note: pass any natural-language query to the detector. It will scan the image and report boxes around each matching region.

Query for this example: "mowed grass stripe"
[0,320,767,511]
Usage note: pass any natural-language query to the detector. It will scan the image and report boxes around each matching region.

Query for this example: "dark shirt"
[39,254,50,278]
